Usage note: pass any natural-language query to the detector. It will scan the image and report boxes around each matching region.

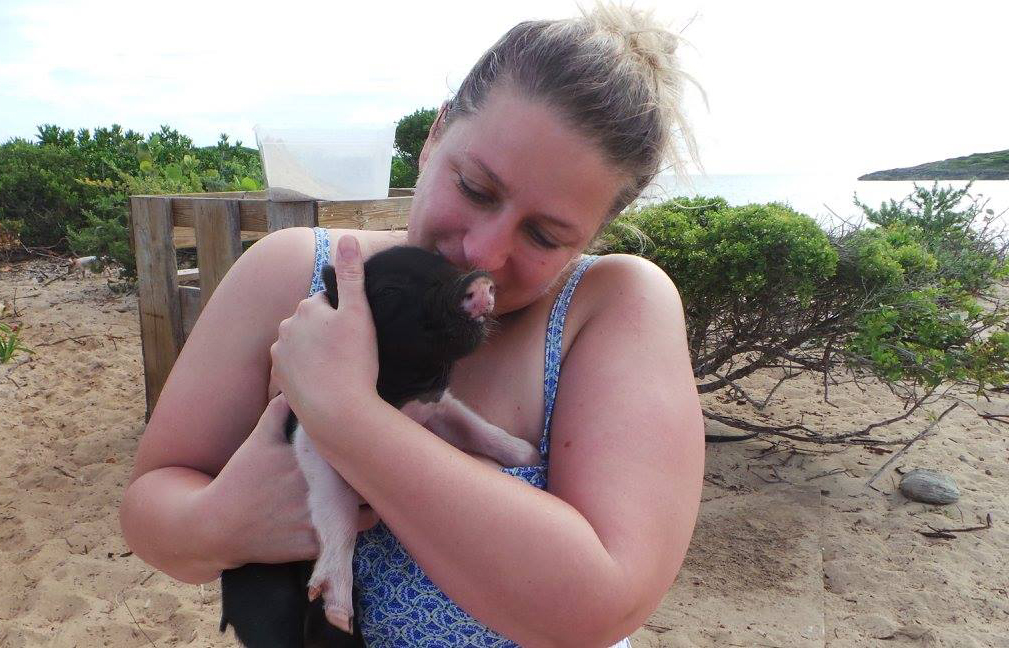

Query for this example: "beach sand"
[1,258,1006,647]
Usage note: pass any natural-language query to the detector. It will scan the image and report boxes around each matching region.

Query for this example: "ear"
[418,101,450,172]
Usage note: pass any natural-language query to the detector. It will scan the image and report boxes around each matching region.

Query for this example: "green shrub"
[0,124,264,278]
[193,134,264,192]
[603,197,838,356]
[65,187,134,278]
[856,182,1008,292]
[0,124,266,279]
[0,139,100,248]
[600,185,1009,398]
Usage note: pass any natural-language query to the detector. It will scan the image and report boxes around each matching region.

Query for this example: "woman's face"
[407,87,627,315]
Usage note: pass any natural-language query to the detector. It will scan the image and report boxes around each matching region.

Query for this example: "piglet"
[220,246,539,648]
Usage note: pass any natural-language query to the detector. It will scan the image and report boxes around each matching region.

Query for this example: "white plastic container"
[254,124,396,202]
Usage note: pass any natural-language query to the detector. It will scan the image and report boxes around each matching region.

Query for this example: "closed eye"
[455,173,494,206]
[457,173,559,249]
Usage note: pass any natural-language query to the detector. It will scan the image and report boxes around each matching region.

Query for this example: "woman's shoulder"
[585,251,678,291]
[567,252,683,334]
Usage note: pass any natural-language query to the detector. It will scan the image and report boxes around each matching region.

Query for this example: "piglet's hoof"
[324,605,354,634]
[307,578,354,633]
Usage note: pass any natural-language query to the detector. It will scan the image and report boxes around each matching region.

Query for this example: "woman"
[120,5,705,646]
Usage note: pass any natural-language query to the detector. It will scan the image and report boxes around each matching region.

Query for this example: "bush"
[0,139,100,249]
[0,124,265,280]
[603,197,839,370]
[855,182,1006,293]
[601,184,1009,402]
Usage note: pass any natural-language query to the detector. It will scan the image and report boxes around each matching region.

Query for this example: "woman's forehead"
[444,89,626,229]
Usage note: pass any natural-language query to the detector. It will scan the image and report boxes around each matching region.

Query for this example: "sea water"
[642,173,1009,231]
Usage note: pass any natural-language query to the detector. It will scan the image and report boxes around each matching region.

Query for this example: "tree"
[391,107,438,187]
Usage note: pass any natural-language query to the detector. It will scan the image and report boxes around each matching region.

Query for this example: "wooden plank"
[131,196,183,419]
[172,196,411,233]
[173,227,264,249]
[179,285,202,342]
[388,187,415,197]
[268,201,318,232]
[170,196,412,246]
[194,200,243,310]
[317,196,411,231]
[173,197,269,231]
[178,267,199,283]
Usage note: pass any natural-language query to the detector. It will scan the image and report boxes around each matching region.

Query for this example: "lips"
[435,245,468,272]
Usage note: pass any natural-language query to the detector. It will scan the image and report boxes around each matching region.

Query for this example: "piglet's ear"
[321,264,340,309]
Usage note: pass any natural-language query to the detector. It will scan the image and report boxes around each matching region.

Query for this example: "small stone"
[899,469,960,504]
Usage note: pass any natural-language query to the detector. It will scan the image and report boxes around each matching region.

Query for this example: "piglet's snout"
[462,276,495,320]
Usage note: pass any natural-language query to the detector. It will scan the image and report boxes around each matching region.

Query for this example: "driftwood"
[918,513,993,540]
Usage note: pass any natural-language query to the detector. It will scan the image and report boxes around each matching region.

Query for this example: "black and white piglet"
[220,245,540,648]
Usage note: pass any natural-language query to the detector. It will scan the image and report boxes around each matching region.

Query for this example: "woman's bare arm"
[294,253,704,646]
[544,254,705,635]
[119,226,318,582]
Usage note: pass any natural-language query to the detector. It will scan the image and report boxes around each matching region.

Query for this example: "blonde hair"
[444,2,703,221]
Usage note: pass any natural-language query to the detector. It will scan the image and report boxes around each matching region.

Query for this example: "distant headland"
[858,149,1009,181]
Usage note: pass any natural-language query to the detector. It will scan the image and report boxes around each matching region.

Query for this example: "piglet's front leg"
[292,425,359,634]
[401,391,541,467]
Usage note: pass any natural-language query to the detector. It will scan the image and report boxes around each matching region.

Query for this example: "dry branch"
[865,403,960,491]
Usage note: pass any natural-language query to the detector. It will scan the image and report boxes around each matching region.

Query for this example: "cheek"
[408,177,468,244]
[506,257,564,304]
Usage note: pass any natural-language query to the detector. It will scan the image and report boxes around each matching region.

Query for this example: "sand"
[1,257,1007,647]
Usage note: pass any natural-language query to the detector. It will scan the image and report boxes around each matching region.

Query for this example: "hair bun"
[583,2,704,180]
[585,3,681,64]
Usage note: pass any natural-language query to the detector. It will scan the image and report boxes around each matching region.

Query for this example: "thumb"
[255,392,291,440]
[333,235,367,311]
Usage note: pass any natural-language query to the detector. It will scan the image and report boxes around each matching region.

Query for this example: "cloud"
[1,0,1006,173]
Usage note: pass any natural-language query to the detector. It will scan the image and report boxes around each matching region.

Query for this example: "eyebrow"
[468,154,578,233]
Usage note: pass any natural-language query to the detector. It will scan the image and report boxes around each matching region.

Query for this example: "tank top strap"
[308,226,331,296]
[539,254,601,459]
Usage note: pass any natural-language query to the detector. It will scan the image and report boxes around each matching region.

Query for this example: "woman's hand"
[270,235,381,427]
[202,393,379,569]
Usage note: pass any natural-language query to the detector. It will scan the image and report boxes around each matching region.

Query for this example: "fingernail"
[338,235,359,261]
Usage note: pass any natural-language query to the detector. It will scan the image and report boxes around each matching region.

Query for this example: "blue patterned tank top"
[308,227,630,647]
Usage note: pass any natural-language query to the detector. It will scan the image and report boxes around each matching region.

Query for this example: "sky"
[0,0,1006,175]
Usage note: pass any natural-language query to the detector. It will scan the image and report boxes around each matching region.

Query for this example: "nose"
[462,276,495,319]
[462,217,512,273]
